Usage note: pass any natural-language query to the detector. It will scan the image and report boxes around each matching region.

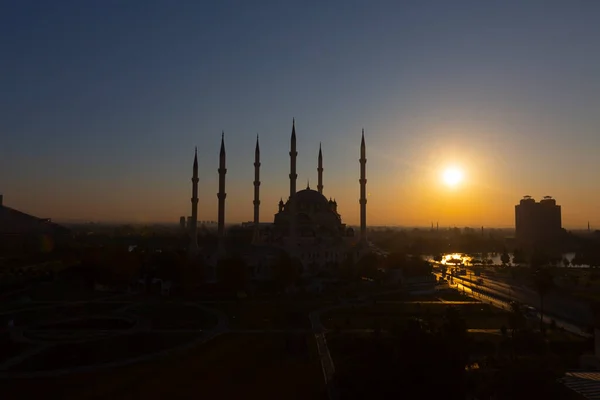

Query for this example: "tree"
[339,254,358,281]
[404,256,433,277]
[217,257,248,293]
[441,306,469,349]
[501,249,511,266]
[489,356,566,399]
[335,309,469,399]
[512,249,526,265]
[179,260,205,294]
[385,252,408,269]
[272,254,300,291]
[508,302,526,338]
[572,252,585,266]
[532,268,554,335]
[152,250,184,281]
[111,250,142,284]
[88,248,141,287]
[529,249,548,269]
[356,253,380,279]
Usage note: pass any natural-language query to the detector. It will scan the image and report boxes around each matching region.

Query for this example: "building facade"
[515,195,562,245]
[0,195,71,255]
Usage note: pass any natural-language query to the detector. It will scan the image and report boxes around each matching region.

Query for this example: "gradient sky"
[1,0,599,228]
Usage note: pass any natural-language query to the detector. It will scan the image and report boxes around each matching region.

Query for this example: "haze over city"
[2,1,599,228]
[5,2,600,400]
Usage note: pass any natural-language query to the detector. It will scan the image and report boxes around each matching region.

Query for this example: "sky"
[1,0,599,228]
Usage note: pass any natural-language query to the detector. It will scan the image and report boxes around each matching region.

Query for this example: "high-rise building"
[179,216,186,230]
[515,195,562,244]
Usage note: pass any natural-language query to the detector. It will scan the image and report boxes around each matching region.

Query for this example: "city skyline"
[2,1,600,228]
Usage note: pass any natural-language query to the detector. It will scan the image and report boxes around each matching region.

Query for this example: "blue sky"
[1,0,599,227]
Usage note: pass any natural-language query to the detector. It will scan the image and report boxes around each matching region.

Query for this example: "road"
[477,273,593,325]
[435,271,592,338]
[339,328,503,335]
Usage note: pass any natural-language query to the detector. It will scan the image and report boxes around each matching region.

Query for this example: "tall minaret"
[289,119,297,199]
[359,129,367,243]
[317,143,323,194]
[253,135,261,244]
[217,132,227,254]
[189,147,199,256]
[289,119,298,240]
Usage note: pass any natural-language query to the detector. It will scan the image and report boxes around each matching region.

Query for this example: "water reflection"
[426,253,590,268]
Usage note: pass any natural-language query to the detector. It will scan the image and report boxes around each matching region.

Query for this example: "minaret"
[253,135,261,244]
[217,132,227,255]
[359,129,367,243]
[189,147,199,256]
[317,143,323,194]
[289,119,298,199]
[289,119,298,240]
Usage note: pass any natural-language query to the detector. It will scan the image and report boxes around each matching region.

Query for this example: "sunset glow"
[442,167,464,188]
[1,3,599,229]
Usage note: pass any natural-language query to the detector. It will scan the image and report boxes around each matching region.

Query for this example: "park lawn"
[5,302,130,328]
[0,332,35,364]
[571,290,600,303]
[0,333,327,400]
[9,332,201,372]
[128,302,218,329]
[545,329,588,342]
[321,302,510,330]
[435,290,477,301]
[460,313,510,329]
[468,331,505,344]
[0,301,56,314]
[209,301,316,329]
[371,290,472,302]
[24,280,119,302]
[324,301,494,318]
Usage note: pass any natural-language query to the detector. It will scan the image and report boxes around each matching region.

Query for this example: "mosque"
[186,119,369,280]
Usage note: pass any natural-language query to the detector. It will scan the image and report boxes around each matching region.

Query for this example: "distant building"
[0,195,70,255]
[179,216,186,230]
[515,195,562,245]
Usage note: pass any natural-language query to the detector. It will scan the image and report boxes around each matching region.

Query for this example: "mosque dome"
[293,189,330,211]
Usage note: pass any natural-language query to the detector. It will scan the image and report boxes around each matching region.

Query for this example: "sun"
[442,167,464,187]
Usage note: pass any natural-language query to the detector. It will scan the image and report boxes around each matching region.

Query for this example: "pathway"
[309,306,340,400]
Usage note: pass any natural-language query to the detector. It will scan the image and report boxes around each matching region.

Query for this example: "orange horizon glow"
[3,120,599,230]
[2,2,600,232]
